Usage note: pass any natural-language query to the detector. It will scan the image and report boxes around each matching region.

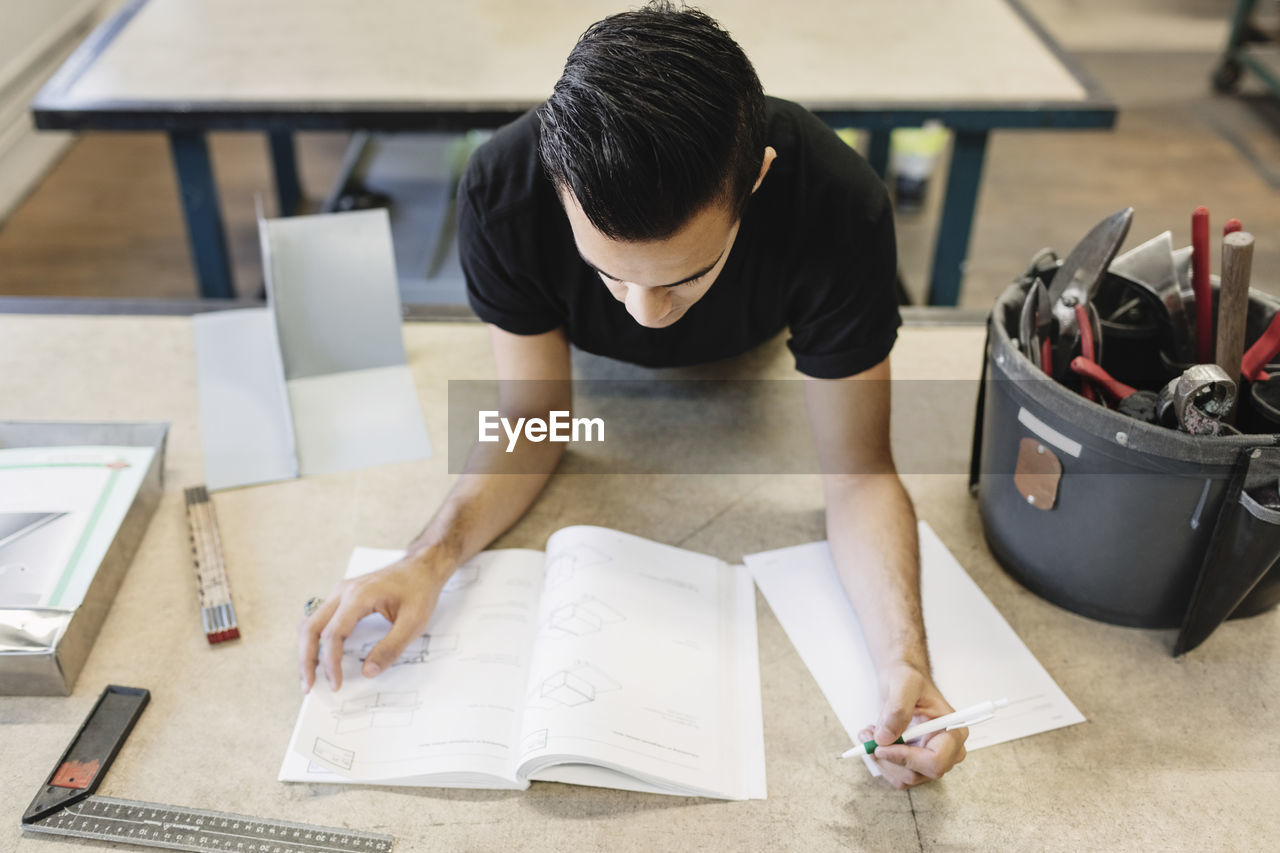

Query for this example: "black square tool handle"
[22,685,150,824]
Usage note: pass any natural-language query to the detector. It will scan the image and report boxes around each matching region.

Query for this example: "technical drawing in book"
[280,526,766,800]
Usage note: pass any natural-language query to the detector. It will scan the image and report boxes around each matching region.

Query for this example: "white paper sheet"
[0,446,155,609]
[744,521,1084,760]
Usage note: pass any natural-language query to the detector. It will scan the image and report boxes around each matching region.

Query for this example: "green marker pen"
[840,698,1008,758]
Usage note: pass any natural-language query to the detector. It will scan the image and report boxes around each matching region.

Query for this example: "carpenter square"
[22,684,395,853]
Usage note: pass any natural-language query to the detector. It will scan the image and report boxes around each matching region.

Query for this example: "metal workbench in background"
[1213,0,1280,101]
[31,0,1114,306]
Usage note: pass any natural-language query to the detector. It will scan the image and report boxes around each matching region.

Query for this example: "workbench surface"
[2,315,1277,852]
[53,0,1086,108]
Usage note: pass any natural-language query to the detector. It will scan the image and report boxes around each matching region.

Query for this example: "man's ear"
[752,146,778,194]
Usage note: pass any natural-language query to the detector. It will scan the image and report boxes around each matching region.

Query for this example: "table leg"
[927,129,989,307]
[168,132,234,299]
[866,129,891,180]
[268,131,303,216]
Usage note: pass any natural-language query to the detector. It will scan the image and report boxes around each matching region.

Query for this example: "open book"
[279,526,765,800]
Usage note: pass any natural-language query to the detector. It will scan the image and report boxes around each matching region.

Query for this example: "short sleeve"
[786,197,902,379]
[458,181,562,336]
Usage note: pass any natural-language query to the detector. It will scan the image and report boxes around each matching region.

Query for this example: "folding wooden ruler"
[22,685,395,852]
[184,486,239,643]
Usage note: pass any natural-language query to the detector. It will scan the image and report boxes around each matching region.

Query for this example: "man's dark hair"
[538,1,767,242]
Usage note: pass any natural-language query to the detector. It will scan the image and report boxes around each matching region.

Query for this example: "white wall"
[0,0,108,222]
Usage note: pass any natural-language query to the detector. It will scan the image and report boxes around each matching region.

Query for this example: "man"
[299,2,966,789]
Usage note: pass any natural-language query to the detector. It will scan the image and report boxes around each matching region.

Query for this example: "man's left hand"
[859,661,967,789]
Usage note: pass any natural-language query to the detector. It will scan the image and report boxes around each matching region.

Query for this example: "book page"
[515,526,764,799]
[745,520,1084,772]
[281,547,544,787]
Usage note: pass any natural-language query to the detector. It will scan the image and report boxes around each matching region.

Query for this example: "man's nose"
[624,284,671,327]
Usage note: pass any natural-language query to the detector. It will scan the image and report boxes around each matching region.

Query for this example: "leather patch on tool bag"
[1014,437,1062,511]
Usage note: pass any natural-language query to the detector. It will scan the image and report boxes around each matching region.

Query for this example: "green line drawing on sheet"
[1,460,125,608]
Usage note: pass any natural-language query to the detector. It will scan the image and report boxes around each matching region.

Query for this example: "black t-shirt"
[458,97,900,379]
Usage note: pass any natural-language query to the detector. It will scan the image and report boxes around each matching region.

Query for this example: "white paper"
[744,521,1084,759]
[0,446,155,609]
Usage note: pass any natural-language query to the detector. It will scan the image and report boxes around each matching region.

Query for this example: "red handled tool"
[1224,218,1243,236]
[1242,310,1280,382]
[1045,208,1131,383]
[1074,303,1097,402]
[1069,356,1159,423]
[1193,207,1212,363]
[1071,356,1138,400]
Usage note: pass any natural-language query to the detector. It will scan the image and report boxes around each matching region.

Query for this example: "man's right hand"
[296,326,571,695]
[297,551,453,693]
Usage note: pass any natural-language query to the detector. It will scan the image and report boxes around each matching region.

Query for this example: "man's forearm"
[404,439,566,576]
[823,473,927,672]
[403,325,573,581]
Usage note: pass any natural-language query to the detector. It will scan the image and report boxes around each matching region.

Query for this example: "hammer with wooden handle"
[1215,230,1254,415]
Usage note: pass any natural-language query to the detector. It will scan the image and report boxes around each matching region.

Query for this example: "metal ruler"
[184,485,240,643]
[25,795,393,853]
[22,685,395,853]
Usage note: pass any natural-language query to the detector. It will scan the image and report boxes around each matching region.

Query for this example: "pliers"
[1021,276,1102,399]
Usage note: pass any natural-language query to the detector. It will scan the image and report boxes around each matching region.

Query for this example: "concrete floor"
[1024,0,1230,52]
[899,51,1280,307]
[1,4,1278,311]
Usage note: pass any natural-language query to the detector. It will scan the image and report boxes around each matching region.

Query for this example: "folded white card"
[193,208,431,490]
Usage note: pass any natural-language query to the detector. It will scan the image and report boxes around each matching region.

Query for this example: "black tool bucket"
[970,275,1280,653]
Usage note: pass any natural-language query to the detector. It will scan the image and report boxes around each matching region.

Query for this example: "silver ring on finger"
[303,595,324,618]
